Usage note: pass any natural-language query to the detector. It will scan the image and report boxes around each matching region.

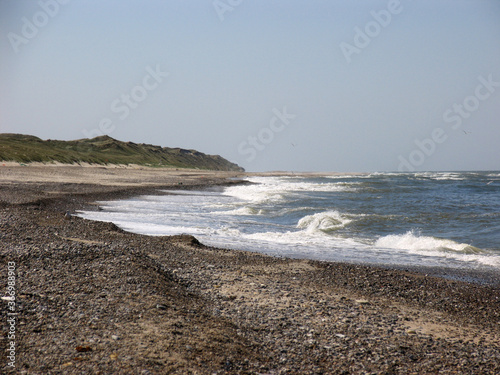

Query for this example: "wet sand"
[1,165,500,374]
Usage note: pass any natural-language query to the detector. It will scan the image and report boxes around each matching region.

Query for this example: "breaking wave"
[297,211,352,233]
[375,230,481,254]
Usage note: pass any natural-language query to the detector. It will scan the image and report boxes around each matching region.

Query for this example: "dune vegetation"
[0,133,244,171]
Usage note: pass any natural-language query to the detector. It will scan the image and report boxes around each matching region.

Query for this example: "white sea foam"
[223,177,355,204]
[373,231,500,266]
[413,172,466,181]
[297,211,352,233]
[214,226,243,237]
[375,231,475,253]
[243,228,362,249]
[77,174,500,271]
[324,174,371,179]
[214,206,264,216]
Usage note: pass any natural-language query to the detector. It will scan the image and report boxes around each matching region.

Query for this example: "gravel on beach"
[1,167,500,374]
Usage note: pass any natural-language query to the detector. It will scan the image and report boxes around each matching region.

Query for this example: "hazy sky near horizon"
[1,0,499,172]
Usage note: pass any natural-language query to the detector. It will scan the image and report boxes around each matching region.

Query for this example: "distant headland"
[0,133,244,172]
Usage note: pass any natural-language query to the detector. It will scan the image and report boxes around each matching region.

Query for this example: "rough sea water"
[78,171,500,273]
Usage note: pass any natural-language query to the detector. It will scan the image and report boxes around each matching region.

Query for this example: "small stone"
[156,304,167,310]
[355,299,370,305]
[75,345,92,352]
[111,335,120,340]
[110,353,118,360]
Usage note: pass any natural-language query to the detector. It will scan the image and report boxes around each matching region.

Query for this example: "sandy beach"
[1,165,500,374]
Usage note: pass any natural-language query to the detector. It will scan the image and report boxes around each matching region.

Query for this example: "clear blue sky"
[1,0,499,172]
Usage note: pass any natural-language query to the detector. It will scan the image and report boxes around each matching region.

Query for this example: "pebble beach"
[1,165,500,374]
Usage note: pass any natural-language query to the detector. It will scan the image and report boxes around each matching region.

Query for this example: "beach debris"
[156,304,168,310]
[75,345,92,352]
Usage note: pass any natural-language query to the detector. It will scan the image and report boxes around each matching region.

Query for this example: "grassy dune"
[0,133,244,171]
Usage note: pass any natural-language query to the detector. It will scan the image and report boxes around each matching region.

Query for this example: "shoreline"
[1,165,500,373]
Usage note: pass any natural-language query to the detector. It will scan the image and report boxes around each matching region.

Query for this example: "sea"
[78,171,500,273]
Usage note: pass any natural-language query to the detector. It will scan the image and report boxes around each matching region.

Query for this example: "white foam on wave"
[222,177,284,203]
[223,177,355,204]
[413,172,466,181]
[121,222,208,236]
[77,175,500,270]
[243,228,362,249]
[213,226,243,237]
[78,209,207,236]
[297,211,352,233]
[214,206,265,216]
[325,174,371,179]
[374,231,500,266]
[375,231,474,252]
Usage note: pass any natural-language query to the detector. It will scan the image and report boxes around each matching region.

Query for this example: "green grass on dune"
[0,134,244,171]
